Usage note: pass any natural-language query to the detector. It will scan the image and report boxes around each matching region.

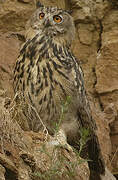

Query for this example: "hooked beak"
[45,19,51,28]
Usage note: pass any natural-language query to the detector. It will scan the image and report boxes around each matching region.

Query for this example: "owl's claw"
[46,129,73,152]
[47,139,73,152]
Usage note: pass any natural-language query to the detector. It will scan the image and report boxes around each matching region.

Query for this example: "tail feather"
[87,135,105,180]
[89,171,102,180]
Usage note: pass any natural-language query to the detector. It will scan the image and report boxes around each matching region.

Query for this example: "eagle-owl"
[13,2,105,179]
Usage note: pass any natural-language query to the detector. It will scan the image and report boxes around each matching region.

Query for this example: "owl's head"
[26,2,75,46]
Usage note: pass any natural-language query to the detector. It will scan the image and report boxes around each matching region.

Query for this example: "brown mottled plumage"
[13,2,105,179]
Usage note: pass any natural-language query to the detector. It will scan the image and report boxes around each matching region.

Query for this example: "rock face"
[0,0,118,179]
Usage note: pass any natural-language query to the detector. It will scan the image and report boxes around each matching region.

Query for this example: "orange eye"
[39,13,45,19]
[53,15,62,23]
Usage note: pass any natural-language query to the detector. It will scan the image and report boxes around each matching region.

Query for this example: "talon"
[46,129,73,152]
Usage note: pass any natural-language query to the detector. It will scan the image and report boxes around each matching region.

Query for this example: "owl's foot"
[46,129,73,152]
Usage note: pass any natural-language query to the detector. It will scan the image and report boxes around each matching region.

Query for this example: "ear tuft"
[66,10,73,14]
[36,1,44,8]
